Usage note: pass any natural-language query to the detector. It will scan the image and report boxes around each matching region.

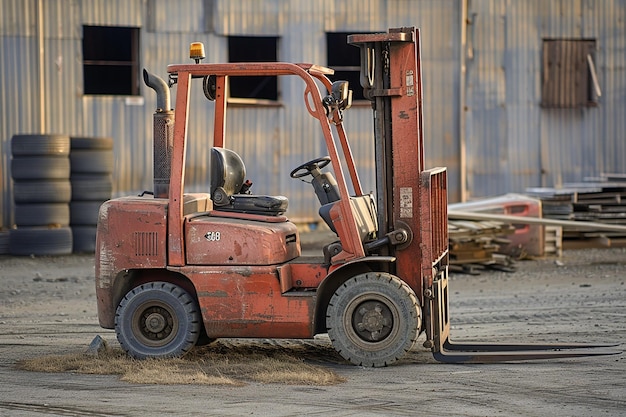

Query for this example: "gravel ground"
[0,245,624,416]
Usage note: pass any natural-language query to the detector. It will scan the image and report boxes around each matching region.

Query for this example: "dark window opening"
[326,32,366,101]
[82,26,140,95]
[228,36,278,101]
[541,39,600,108]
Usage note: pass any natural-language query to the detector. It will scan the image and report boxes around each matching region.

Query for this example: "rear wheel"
[115,282,201,359]
[326,272,421,367]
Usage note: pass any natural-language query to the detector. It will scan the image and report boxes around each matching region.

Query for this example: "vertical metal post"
[168,71,191,266]
[459,0,469,202]
[349,28,427,291]
[213,76,227,148]
[38,0,46,132]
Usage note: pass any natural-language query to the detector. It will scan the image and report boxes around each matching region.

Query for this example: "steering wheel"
[290,156,331,178]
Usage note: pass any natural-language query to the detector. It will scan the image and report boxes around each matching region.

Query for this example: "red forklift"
[95,27,618,366]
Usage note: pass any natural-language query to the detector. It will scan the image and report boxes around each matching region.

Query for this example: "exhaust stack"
[143,69,174,199]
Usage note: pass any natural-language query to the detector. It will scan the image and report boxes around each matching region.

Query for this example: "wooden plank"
[448,210,626,233]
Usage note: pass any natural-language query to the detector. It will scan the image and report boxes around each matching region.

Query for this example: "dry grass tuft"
[16,340,346,386]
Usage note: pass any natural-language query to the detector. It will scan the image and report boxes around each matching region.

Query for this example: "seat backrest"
[209,147,289,215]
[210,147,246,206]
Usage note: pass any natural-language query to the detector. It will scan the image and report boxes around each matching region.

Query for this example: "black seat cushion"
[219,195,288,216]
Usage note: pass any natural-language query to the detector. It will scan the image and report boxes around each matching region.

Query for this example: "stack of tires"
[9,134,73,256]
[69,137,114,253]
[0,229,9,255]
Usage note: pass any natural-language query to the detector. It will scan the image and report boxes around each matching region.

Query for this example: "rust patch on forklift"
[198,290,228,298]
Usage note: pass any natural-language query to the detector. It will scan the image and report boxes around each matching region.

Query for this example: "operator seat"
[210,147,288,216]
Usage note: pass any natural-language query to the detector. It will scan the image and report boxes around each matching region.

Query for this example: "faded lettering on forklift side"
[400,187,413,218]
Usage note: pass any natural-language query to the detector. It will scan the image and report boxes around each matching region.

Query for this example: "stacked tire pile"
[0,228,9,254]
[9,134,73,255]
[70,137,113,253]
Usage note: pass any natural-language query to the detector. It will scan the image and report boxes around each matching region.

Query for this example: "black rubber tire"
[70,149,114,174]
[11,156,70,180]
[9,226,73,256]
[13,180,72,203]
[11,134,70,156]
[70,136,114,150]
[115,282,201,359]
[70,174,112,201]
[70,201,102,225]
[71,225,97,253]
[14,203,70,227]
[326,272,421,367]
[0,230,9,255]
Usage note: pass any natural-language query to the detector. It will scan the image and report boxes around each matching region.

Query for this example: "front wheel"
[115,282,201,359]
[326,273,421,367]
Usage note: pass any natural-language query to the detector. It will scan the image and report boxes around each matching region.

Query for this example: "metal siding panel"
[422,4,462,203]
[82,97,151,196]
[540,0,584,38]
[44,0,80,39]
[0,0,37,36]
[599,0,626,177]
[147,0,205,33]
[506,0,543,192]
[214,0,284,36]
[80,0,144,27]
[323,0,386,32]
[465,0,507,199]
[0,36,42,227]
[386,0,462,202]
[0,37,41,133]
[3,0,626,227]
[539,0,626,188]
[465,0,626,199]
[45,38,84,136]
[279,1,330,221]
[224,107,282,192]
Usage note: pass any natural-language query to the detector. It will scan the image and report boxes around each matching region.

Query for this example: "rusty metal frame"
[165,62,367,266]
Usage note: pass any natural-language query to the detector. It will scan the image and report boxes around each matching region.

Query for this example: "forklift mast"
[349,28,449,349]
[349,28,618,362]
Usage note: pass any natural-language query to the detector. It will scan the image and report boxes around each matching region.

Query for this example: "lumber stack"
[448,220,517,274]
[525,173,626,248]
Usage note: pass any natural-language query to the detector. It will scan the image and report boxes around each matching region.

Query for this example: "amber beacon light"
[189,42,206,63]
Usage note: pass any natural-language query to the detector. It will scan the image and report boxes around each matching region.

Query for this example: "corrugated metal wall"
[1,0,625,229]
[465,0,626,198]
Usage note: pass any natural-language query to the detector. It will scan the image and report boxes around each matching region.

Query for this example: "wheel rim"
[343,293,400,351]
[131,300,179,348]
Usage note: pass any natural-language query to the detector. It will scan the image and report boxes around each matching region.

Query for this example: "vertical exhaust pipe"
[143,69,174,199]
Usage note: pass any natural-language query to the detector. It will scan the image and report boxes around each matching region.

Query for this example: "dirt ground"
[0,244,625,416]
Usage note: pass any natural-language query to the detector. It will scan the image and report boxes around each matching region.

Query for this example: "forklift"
[95,27,618,366]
